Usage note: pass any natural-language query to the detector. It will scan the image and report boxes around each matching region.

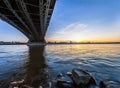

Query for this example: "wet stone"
[56,73,72,88]
[99,81,120,88]
[70,68,96,87]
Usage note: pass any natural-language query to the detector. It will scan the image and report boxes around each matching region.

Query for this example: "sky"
[0,0,120,42]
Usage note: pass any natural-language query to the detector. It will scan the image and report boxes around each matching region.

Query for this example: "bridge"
[0,0,56,44]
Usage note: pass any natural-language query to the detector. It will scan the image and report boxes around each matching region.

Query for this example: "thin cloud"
[56,22,87,34]
[46,22,87,40]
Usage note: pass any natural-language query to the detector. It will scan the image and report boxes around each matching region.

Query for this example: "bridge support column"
[27,39,46,46]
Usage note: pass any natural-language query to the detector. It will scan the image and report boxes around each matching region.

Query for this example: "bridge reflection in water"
[25,46,48,87]
[0,45,49,88]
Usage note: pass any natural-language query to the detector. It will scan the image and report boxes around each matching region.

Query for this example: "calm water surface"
[0,44,120,87]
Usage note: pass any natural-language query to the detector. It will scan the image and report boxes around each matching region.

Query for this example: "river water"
[0,44,120,87]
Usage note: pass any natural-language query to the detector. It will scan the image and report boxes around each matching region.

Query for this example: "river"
[0,44,120,87]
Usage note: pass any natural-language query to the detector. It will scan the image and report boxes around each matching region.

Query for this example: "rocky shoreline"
[0,68,120,88]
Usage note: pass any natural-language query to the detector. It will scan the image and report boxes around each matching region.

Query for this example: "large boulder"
[69,68,96,88]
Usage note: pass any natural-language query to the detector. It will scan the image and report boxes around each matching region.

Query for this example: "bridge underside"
[0,0,56,43]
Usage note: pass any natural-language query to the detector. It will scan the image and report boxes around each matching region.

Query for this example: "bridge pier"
[27,39,46,46]
[27,42,46,46]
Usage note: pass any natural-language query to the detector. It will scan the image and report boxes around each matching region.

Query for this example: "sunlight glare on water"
[45,44,120,84]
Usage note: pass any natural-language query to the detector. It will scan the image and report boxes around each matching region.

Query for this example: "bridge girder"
[0,0,56,43]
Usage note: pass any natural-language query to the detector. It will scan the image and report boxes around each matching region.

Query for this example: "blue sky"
[0,20,28,42]
[0,0,120,42]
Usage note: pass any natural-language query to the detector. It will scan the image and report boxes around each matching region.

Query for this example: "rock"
[70,68,96,87]
[39,86,43,88]
[10,79,24,86]
[57,82,72,88]
[9,79,35,88]
[66,72,72,76]
[13,87,19,88]
[56,73,63,79]
[99,81,120,88]
[9,79,25,88]
[22,85,33,88]
[56,73,72,88]
[99,81,106,88]
[48,82,52,88]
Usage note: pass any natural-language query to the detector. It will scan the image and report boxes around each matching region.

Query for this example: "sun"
[71,37,85,42]
[69,34,86,42]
